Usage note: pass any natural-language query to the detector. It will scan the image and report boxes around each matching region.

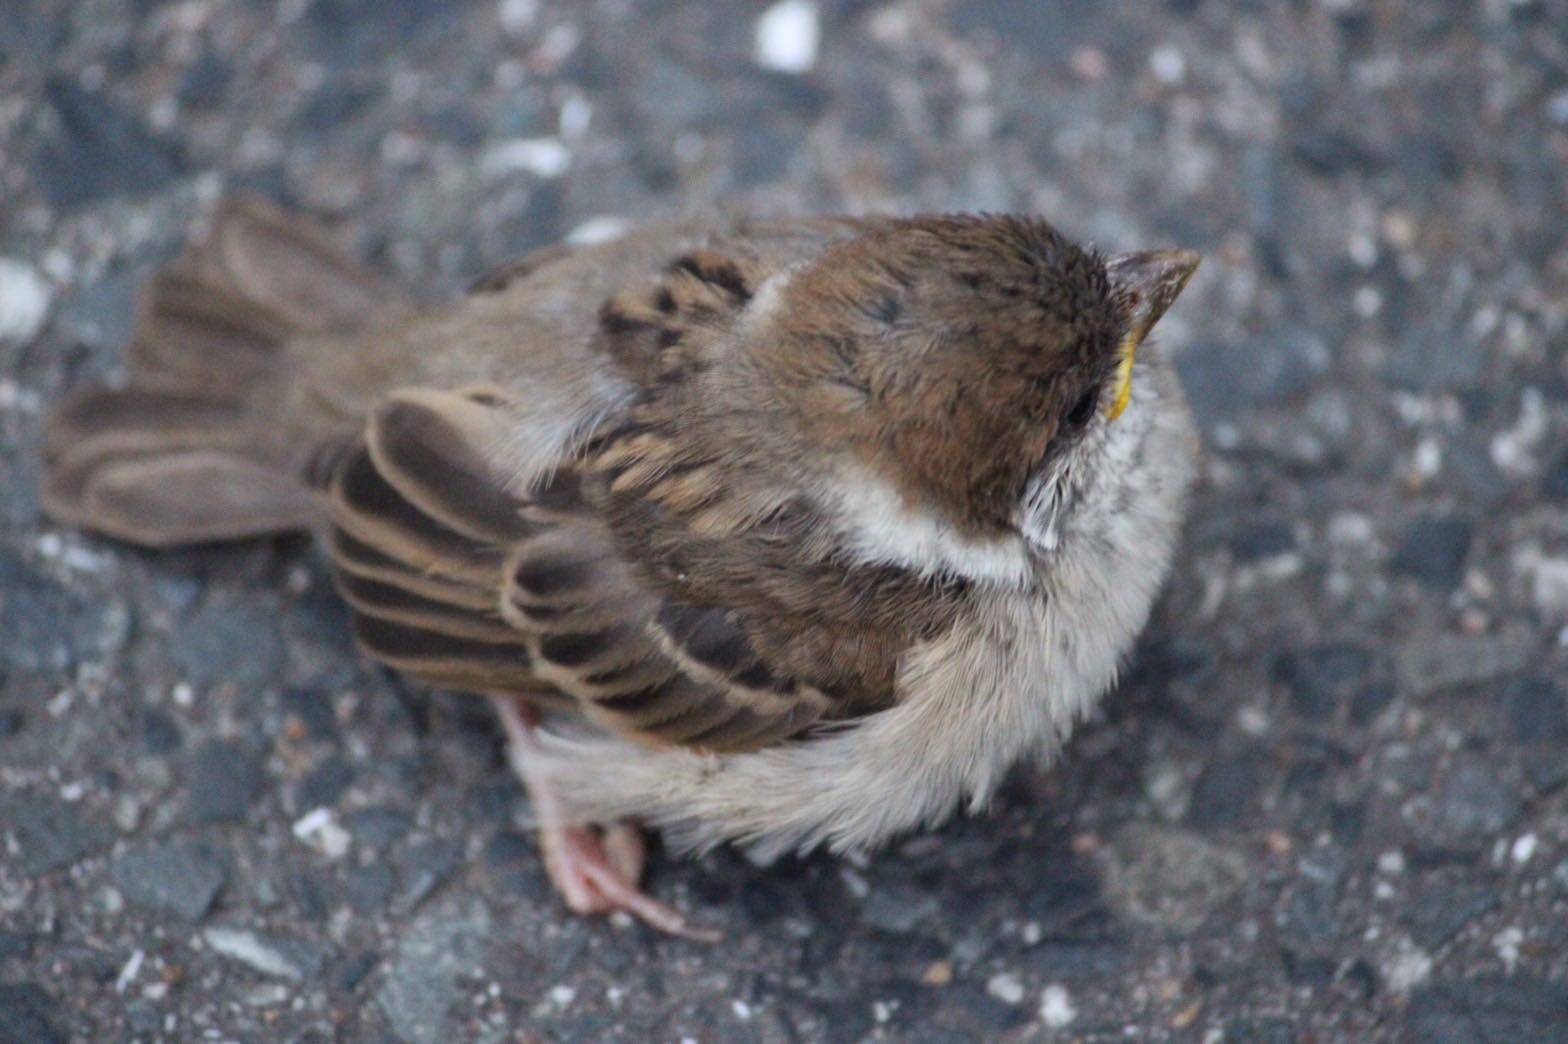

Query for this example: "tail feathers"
[41,194,402,547]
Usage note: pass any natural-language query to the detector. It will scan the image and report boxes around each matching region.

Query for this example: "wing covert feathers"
[325,386,836,753]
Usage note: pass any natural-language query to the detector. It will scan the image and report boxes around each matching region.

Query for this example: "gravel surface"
[3,1,1567,1041]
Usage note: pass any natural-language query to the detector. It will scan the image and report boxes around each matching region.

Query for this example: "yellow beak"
[1103,248,1201,422]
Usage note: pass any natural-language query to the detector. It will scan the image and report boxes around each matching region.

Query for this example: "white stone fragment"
[1512,546,1568,618]
[482,137,571,179]
[115,949,145,994]
[1510,833,1538,865]
[986,972,1025,1005]
[1149,45,1186,84]
[0,259,51,344]
[565,216,630,246]
[1490,387,1548,477]
[1382,938,1432,995]
[291,807,351,860]
[754,1,820,75]
[1039,984,1077,1028]
[203,928,306,980]
[1493,926,1524,972]
[498,0,536,35]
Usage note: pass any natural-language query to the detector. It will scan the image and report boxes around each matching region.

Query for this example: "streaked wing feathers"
[324,386,832,752]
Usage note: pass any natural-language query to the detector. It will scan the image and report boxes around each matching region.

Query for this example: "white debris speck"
[1510,833,1539,866]
[498,0,536,35]
[1148,45,1186,84]
[59,780,87,802]
[872,1000,894,1023]
[1412,437,1443,481]
[839,866,869,898]
[731,999,752,1020]
[1512,546,1568,618]
[986,972,1025,1006]
[0,259,51,344]
[0,378,41,413]
[291,807,351,859]
[1490,387,1549,477]
[559,93,593,139]
[1376,850,1406,875]
[203,927,306,980]
[754,0,820,75]
[1020,921,1043,945]
[1237,703,1271,737]
[1348,232,1378,268]
[171,683,194,706]
[1382,938,1433,995]
[481,137,571,179]
[565,215,630,246]
[1039,984,1077,1028]
[1353,285,1383,318]
[548,984,576,1008]
[1328,512,1377,548]
[1493,926,1525,972]
[115,949,145,994]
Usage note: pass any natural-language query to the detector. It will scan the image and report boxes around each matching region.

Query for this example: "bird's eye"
[1065,387,1099,429]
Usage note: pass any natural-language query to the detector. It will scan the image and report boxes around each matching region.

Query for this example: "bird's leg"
[487,694,719,941]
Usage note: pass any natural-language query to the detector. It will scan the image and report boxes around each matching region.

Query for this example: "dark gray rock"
[1225,1016,1295,1044]
[0,795,111,875]
[1176,325,1332,433]
[1024,941,1134,979]
[0,932,32,961]
[376,900,491,1044]
[483,829,532,866]
[860,882,942,934]
[343,805,411,847]
[1104,824,1250,934]
[296,756,355,810]
[177,51,233,109]
[0,982,66,1044]
[1544,451,1568,499]
[1402,882,1501,950]
[111,842,227,920]
[1231,522,1296,562]
[0,550,109,675]
[343,862,396,913]
[395,838,462,912]
[168,599,285,690]
[280,686,339,741]
[1187,753,1268,827]
[1433,761,1521,843]
[1503,676,1566,743]
[137,707,182,754]
[33,80,182,211]
[57,265,142,354]
[1392,515,1473,589]
[1281,846,1348,949]
[185,741,263,824]
[1406,977,1568,1044]
[1273,643,1374,721]
[1396,628,1535,696]
[948,0,1102,59]
[330,950,380,995]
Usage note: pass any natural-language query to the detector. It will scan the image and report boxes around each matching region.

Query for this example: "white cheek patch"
[821,461,1033,587]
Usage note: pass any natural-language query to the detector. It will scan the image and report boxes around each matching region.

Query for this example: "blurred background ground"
[2,1,1568,1041]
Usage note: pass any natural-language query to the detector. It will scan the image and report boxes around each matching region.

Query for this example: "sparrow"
[42,196,1200,938]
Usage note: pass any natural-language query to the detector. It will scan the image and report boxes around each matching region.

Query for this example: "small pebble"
[0,260,51,344]
[754,0,819,74]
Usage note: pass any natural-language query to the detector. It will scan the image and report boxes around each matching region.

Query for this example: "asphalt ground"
[1,1,1566,1041]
